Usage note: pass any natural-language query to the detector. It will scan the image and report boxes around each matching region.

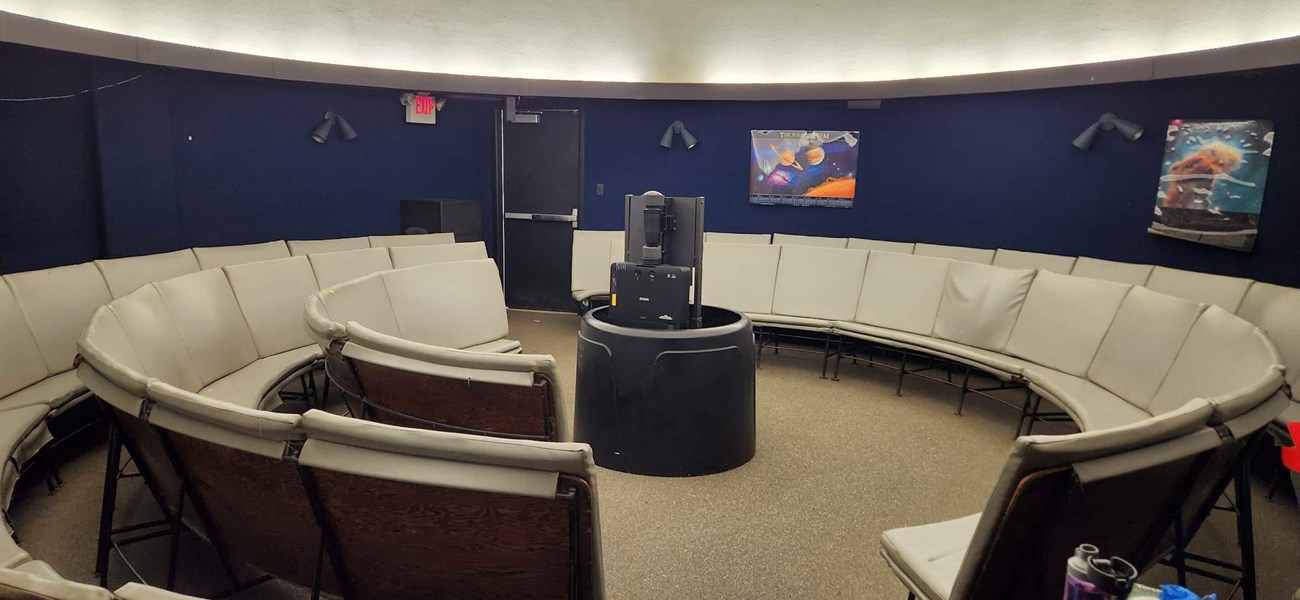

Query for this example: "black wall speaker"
[400,199,482,243]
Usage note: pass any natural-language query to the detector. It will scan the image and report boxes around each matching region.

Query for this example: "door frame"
[493,104,585,304]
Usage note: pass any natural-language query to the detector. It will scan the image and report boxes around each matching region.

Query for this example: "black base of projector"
[574,305,756,477]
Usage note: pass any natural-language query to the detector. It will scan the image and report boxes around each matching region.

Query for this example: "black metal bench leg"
[832,336,844,381]
[954,366,973,416]
[1015,390,1034,439]
[96,421,122,586]
[895,350,909,397]
[819,333,832,379]
[1234,460,1257,600]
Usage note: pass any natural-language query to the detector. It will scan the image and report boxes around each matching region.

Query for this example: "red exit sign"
[404,93,437,125]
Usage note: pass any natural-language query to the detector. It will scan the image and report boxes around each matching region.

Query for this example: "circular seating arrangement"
[0,231,1296,598]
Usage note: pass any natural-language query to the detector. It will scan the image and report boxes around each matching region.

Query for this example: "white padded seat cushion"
[95,250,200,299]
[847,238,915,254]
[771,246,868,321]
[199,345,320,410]
[115,582,208,599]
[368,233,455,248]
[571,230,621,294]
[0,566,114,600]
[702,243,781,315]
[1088,287,1205,410]
[463,338,524,354]
[992,249,1077,274]
[155,270,260,386]
[286,237,370,256]
[390,242,488,269]
[704,232,770,244]
[1026,367,1152,431]
[772,233,848,248]
[1005,271,1131,376]
[854,252,951,335]
[1150,306,1283,416]
[1,405,49,470]
[108,287,204,393]
[879,513,979,600]
[914,243,995,265]
[381,259,509,350]
[0,280,49,398]
[1236,282,1300,387]
[224,257,319,357]
[933,262,1035,352]
[318,275,401,338]
[835,321,1028,379]
[749,314,833,331]
[192,241,290,270]
[0,371,87,412]
[1145,267,1254,313]
[308,247,393,289]
[5,263,113,374]
[1070,257,1154,286]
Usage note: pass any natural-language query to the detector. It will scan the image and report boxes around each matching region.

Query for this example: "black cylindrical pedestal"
[574,306,756,476]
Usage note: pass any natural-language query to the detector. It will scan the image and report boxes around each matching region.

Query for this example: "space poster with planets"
[1150,119,1274,252]
[750,130,859,208]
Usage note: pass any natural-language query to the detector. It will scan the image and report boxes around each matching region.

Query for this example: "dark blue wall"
[2,41,1298,288]
[0,45,103,272]
[0,43,497,270]
[573,67,1300,286]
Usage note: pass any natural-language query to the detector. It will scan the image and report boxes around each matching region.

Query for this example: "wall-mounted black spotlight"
[312,112,358,143]
[660,120,698,149]
[1073,112,1143,150]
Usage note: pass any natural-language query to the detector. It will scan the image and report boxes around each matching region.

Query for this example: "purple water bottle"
[1064,544,1107,600]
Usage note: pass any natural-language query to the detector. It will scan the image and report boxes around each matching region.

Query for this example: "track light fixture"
[1073,112,1143,150]
[312,112,358,143]
[660,121,698,150]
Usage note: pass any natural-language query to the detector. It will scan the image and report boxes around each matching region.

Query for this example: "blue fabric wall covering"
[571,67,1299,285]
[0,45,104,272]
[0,42,497,269]
[1,40,1297,287]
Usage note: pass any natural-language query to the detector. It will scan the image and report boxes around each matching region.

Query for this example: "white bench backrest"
[96,250,200,299]
[1069,257,1154,286]
[193,241,290,270]
[854,252,951,335]
[992,249,1076,274]
[772,246,868,320]
[225,257,319,357]
[701,243,781,315]
[1088,287,1206,410]
[287,237,371,256]
[1005,270,1130,377]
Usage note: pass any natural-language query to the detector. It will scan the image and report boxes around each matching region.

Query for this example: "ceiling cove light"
[5,1,1300,86]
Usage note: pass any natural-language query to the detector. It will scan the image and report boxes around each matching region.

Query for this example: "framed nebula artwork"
[1149,119,1275,252]
[749,130,860,208]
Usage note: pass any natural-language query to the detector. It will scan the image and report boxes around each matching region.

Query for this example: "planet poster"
[1150,119,1274,252]
[750,130,859,208]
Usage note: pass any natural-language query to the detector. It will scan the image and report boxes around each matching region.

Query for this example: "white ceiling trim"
[2,10,1298,101]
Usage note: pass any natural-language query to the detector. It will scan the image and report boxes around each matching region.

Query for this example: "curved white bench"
[305,259,566,439]
[0,229,1296,598]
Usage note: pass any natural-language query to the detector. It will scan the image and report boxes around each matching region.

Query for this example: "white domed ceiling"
[3,0,1300,85]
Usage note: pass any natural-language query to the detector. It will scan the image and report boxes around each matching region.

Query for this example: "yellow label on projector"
[610,294,617,306]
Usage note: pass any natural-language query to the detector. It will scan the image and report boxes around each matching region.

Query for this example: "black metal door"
[499,109,582,311]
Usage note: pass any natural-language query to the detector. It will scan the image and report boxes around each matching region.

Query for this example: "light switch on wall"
[596,183,605,196]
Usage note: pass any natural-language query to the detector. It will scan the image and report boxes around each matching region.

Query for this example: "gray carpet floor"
[9,309,1300,599]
